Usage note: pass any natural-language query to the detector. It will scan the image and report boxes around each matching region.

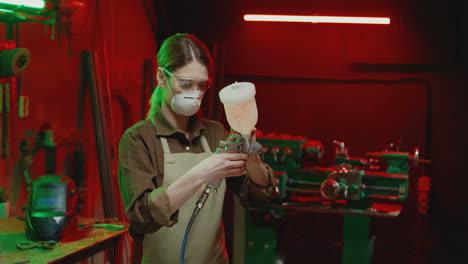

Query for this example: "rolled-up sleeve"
[208,122,277,208]
[118,131,178,239]
[238,164,276,207]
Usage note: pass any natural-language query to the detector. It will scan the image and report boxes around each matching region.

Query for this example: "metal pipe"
[288,179,321,186]
[285,187,321,194]
[363,185,399,192]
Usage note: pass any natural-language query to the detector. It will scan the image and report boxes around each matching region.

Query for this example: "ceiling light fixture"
[244,14,390,25]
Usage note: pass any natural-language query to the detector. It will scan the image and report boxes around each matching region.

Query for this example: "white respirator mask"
[161,67,204,116]
[170,89,203,116]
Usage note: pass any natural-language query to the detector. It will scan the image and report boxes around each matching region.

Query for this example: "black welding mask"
[25,174,78,241]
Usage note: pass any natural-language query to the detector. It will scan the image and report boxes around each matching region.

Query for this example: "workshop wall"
[0,0,157,222]
[163,0,467,263]
[218,1,467,263]
[0,0,465,263]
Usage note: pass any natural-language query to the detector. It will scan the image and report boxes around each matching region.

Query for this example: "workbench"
[0,217,128,264]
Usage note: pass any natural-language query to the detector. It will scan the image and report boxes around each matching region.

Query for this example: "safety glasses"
[162,67,211,92]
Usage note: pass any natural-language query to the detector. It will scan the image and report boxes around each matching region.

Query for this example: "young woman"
[118,33,275,263]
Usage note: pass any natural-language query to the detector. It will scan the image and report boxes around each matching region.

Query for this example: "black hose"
[181,206,200,264]
[181,186,213,264]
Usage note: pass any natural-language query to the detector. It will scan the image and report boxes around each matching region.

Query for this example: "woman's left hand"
[245,128,270,187]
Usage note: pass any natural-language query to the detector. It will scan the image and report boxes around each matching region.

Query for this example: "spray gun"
[208,132,264,192]
[181,82,262,264]
[196,81,261,210]
[217,132,264,155]
[181,134,263,264]
[206,81,262,192]
[191,132,264,227]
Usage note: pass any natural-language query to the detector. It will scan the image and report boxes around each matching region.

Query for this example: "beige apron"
[142,136,228,264]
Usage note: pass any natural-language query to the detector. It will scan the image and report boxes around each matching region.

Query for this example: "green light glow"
[0,0,45,9]
[0,8,14,13]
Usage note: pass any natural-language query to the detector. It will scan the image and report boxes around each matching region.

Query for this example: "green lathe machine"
[233,133,428,264]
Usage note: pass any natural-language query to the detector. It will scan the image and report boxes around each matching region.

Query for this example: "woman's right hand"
[187,152,248,185]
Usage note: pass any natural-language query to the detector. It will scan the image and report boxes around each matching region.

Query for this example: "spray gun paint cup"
[219,82,258,139]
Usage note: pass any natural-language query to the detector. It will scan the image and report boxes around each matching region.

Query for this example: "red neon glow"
[244,14,390,25]
[72,1,85,7]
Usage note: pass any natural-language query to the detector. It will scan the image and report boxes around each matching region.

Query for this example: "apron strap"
[200,136,211,153]
[160,137,171,154]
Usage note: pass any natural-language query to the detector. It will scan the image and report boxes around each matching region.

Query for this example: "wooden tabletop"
[0,217,128,264]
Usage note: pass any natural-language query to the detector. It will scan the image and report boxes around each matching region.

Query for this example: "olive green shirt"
[118,112,275,240]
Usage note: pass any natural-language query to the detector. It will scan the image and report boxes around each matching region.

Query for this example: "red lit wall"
[211,0,467,262]
[0,0,157,220]
[0,0,465,263]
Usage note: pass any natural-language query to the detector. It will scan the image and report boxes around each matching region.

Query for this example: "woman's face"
[166,60,210,96]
